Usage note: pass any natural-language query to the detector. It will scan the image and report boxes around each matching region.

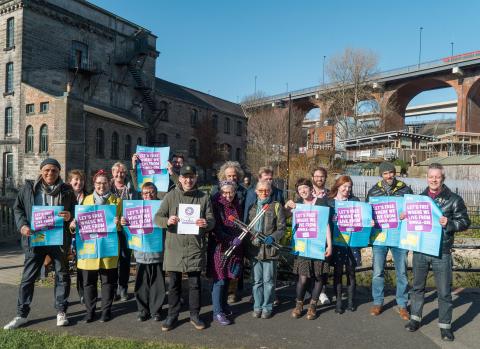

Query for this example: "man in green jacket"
[154,165,215,331]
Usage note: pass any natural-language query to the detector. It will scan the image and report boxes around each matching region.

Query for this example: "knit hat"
[219,180,237,191]
[40,158,61,170]
[378,161,396,175]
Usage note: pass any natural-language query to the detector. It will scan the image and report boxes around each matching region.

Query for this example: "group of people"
[3,156,470,342]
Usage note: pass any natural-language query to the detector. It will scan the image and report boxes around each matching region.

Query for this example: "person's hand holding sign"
[439,216,448,227]
[196,218,207,228]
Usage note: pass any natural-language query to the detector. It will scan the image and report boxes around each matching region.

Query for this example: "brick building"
[0,0,246,197]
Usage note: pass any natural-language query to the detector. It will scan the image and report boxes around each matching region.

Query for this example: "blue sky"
[91,0,477,106]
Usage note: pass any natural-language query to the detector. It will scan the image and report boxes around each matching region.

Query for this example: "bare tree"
[321,48,381,140]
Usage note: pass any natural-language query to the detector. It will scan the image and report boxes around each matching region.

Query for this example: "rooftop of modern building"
[417,155,480,166]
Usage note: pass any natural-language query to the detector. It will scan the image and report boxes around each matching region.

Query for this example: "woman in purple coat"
[208,181,243,325]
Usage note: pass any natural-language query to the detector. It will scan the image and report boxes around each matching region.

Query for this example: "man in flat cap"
[367,161,413,321]
[4,158,77,329]
[154,165,215,331]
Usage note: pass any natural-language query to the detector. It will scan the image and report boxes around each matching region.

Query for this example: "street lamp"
[254,75,257,95]
[286,93,292,191]
[418,27,423,69]
[322,55,326,85]
[450,42,454,57]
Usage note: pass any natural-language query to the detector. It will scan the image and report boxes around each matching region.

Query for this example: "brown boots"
[291,300,317,320]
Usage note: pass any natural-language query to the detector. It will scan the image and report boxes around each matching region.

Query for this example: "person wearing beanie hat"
[4,158,77,330]
[366,161,413,322]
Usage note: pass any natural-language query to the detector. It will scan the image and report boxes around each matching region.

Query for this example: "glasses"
[256,189,271,194]
[95,182,108,186]
[142,191,156,196]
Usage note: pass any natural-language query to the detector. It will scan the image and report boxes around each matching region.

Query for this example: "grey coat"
[154,185,215,272]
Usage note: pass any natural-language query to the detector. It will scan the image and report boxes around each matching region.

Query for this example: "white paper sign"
[177,204,200,235]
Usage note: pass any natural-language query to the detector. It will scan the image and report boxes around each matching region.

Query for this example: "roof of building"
[155,78,245,118]
[417,155,480,166]
[341,130,435,147]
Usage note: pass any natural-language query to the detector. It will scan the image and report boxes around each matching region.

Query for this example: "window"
[6,17,14,49]
[236,121,243,136]
[111,132,119,159]
[39,124,48,153]
[158,101,168,121]
[25,126,34,153]
[326,132,332,142]
[40,102,49,113]
[190,109,198,128]
[4,107,12,135]
[26,103,34,114]
[5,62,13,93]
[5,153,13,178]
[224,117,230,134]
[156,133,168,147]
[124,135,132,160]
[71,41,88,70]
[96,128,105,158]
[137,137,142,146]
[212,114,218,130]
[235,148,242,162]
[189,139,197,158]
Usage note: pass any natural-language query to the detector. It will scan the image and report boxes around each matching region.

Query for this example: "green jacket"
[154,185,215,272]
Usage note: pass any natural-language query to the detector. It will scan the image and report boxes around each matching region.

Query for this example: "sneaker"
[152,314,162,322]
[56,312,69,327]
[252,310,262,318]
[214,312,231,326]
[440,328,454,342]
[319,292,330,305]
[190,314,206,330]
[261,311,272,319]
[161,316,177,331]
[3,316,28,330]
[405,320,421,332]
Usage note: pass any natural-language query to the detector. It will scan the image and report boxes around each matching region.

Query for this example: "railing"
[0,199,16,243]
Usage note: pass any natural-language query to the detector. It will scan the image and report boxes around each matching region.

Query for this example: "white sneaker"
[319,292,330,305]
[4,316,28,330]
[56,312,69,326]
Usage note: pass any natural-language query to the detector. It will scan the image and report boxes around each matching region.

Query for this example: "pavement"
[0,242,479,349]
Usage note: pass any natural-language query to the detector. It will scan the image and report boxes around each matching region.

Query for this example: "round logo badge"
[185,207,194,216]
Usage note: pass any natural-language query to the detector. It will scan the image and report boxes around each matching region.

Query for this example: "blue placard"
[399,194,443,256]
[30,205,64,246]
[123,200,163,253]
[136,145,170,192]
[291,204,330,260]
[75,205,118,259]
[369,196,404,247]
[333,201,372,247]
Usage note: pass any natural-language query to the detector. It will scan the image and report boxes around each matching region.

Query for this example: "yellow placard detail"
[32,233,45,243]
[401,233,418,246]
[130,235,142,248]
[295,240,306,252]
[375,231,387,243]
[79,243,95,255]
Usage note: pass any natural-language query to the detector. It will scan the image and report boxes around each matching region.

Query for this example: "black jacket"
[13,179,77,249]
[420,185,470,254]
[366,178,413,201]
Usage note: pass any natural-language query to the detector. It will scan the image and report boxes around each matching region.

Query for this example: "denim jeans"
[252,259,277,312]
[17,246,70,317]
[372,245,408,308]
[410,252,453,329]
[211,278,230,316]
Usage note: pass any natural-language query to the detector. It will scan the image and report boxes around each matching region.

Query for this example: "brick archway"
[464,77,480,132]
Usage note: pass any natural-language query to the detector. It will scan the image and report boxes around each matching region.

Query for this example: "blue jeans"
[252,259,277,313]
[410,252,453,329]
[211,278,230,316]
[372,246,408,308]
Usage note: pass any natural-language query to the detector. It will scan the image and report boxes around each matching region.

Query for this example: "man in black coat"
[404,163,470,342]
[4,158,76,330]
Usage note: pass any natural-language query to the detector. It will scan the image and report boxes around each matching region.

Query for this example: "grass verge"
[0,329,199,349]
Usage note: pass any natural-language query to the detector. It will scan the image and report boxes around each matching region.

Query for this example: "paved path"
[0,242,478,349]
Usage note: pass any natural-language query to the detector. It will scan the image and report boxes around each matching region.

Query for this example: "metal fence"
[0,199,16,243]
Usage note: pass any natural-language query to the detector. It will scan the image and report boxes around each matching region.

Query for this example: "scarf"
[216,193,240,228]
[36,175,63,206]
[93,191,111,205]
[255,196,272,233]
[381,180,393,195]
[111,179,132,200]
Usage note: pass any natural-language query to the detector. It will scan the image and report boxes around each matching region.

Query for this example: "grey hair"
[255,180,272,191]
[427,162,445,179]
[111,161,127,172]
[217,161,244,181]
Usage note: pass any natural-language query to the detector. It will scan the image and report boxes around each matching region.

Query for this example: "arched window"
[124,135,132,160]
[25,126,34,153]
[39,124,48,153]
[189,139,197,158]
[96,128,104,158]
[190,109,198,128]
[111,132,119,159]
[159,101,168,121]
